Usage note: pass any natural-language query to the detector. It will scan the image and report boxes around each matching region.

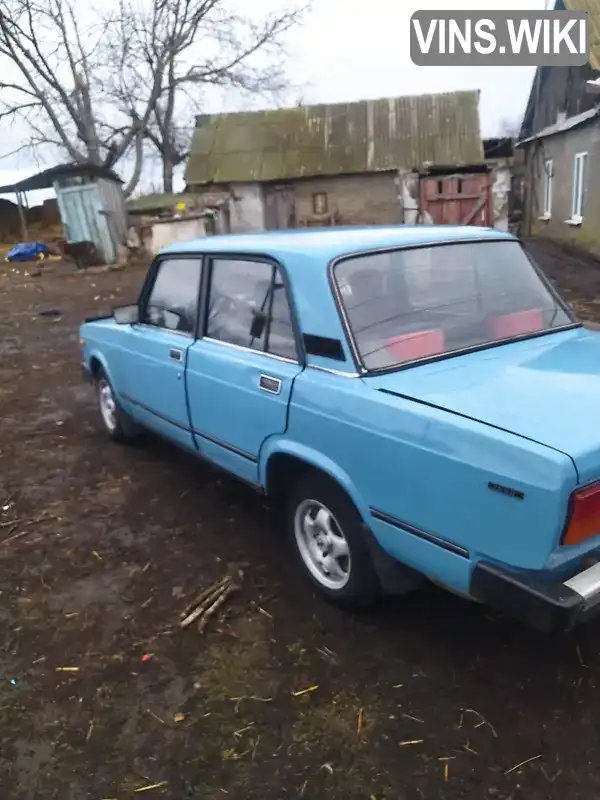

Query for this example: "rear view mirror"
[113,304,139,324]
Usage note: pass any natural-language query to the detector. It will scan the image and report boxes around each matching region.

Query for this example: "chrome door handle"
[259,375,281,394]
[169,348,183,362]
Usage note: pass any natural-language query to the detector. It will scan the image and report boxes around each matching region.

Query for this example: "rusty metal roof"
[564,0,600,69]
[184,91,484,185]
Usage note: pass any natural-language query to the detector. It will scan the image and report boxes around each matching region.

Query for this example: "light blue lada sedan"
[79,225,600,632]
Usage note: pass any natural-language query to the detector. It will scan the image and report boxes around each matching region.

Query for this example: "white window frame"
[569,151,588,224]
[542,159,553,218]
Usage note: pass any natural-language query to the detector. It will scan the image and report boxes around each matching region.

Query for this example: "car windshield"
[333,240,574,371]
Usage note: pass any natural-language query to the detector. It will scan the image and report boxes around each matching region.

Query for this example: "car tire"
[286,472,382,610]
[94,367,140,443]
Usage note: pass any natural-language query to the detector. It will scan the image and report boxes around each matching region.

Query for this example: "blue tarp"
[5,242,50,262]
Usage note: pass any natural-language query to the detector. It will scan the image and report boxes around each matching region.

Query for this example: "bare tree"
[122,0,306,193]
[0,0,305,195]
[0,0,166,194]
[498,116,522,139]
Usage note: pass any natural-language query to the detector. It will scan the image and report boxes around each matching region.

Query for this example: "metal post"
[15,190,28,242]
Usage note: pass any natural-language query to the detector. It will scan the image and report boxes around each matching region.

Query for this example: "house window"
[312,192,328,215]
[571,151,588,220]
[543,159,553,217]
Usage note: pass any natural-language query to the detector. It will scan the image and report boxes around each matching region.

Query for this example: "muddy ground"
[1,237,600,800]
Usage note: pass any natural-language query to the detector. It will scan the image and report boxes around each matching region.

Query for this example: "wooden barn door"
[419,173,493,227]
[264,185,296,230]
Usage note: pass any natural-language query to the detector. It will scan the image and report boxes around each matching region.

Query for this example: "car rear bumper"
[471,560,600,633]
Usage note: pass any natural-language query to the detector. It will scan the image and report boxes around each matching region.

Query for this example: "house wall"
[228,183,265,231]
[192,168,511,232]
[190,173,401,230]
[489,162,512,232]
[397,171,432,224]
[291,172,401,226]
[186,183,263,232]
[526,122,600,255]
[145,215,207,255]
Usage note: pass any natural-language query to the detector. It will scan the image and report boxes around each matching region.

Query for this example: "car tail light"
[562,482,600,546]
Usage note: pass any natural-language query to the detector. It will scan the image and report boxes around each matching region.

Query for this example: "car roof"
[160,225,515,263]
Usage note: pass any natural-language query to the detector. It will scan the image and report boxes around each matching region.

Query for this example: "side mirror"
[113,304,139,324]
[250,310,267,341]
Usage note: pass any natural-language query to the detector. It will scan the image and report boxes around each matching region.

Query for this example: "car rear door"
[186,255,304,484]
[118,256,203,450]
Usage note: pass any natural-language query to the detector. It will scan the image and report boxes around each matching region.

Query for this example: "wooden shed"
[0,163,127,264]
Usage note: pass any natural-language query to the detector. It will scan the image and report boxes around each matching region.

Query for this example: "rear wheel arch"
[264,449,423,598]
[264,451,366,517]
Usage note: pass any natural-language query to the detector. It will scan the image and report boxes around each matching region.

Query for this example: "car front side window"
[142,258,202,335]
[206,258,297,360]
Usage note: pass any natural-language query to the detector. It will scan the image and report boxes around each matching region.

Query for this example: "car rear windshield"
[333,240,574,371]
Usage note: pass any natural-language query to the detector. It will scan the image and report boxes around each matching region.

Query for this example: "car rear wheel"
[286,473,382,610]
[94,368,140,443]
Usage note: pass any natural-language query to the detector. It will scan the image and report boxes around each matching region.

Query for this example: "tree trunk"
[162,156,174,194]
[122,133,144,198]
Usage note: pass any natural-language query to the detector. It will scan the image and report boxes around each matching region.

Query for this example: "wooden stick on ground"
[180,576,231,620]
[197,584,239,634]
[180,578,233,629]
[1,529,28,546]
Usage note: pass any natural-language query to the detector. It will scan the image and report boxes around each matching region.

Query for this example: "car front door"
[186,256,304,484]
[119,256,203,451]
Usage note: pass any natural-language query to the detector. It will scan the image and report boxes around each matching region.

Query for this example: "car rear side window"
[143,258,202,335]
[206,258,297,360]
[333,240,573,370]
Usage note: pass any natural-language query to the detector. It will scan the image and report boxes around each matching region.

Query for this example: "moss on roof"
[185,91,484,185]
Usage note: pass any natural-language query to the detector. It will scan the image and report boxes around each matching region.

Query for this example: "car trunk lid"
[363,327,600,484]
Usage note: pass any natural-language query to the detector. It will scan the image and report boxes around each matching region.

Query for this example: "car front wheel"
[286,473,382,610]
[94,368,140,443]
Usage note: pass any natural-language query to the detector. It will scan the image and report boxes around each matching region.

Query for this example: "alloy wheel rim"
[98,379,117,432]
[294,499,351,590]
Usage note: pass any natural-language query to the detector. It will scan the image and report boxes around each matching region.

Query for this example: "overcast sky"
[0,0,548,202]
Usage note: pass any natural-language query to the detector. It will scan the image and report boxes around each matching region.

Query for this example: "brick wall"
[291,172,401,226]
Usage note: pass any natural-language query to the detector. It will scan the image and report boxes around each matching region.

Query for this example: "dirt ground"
[2,237,600,800]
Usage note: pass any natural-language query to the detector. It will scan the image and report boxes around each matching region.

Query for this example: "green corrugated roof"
[185,91,484,185]
[564,0,600,69]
